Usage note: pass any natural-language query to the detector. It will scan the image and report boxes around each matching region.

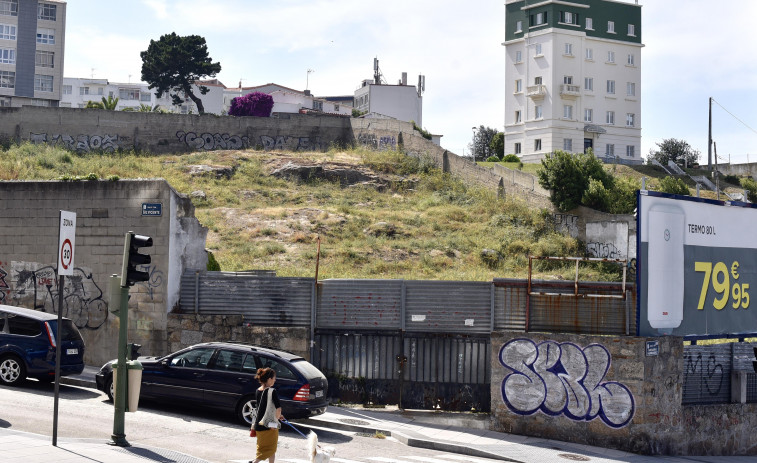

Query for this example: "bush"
[502,154,520,162]
[657,176,690,195]
[85,100,104,109]
[741,177,757,202]
[229,92,274,117]
[410,120,432,140]
[607,176,639,214]
[486,155,501,162]
[537,151,613,212]
[582,178,611,211]
[723,174,740,185]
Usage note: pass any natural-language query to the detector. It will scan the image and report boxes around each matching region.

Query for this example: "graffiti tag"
[685,352,724,395]
[137,264,164,301]
[176,131,250,151]
[499,338,635,428]
[358,133,396,150]
[0,262,8,303]
[30,132,122,153]
[259,135,328,151]
[586,242,622,259]
[553,213,578,238]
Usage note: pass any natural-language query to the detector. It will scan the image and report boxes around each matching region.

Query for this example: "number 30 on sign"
[695,261,750,310]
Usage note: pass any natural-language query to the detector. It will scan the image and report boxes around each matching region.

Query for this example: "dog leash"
[281,418,308,439]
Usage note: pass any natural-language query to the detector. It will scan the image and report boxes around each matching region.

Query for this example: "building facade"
[353,77,423,127]
[503,0,642,163]
[60,77,174,111]
[0,0,66,107]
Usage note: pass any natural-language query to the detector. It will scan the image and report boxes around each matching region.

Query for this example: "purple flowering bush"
[228,92,274,117]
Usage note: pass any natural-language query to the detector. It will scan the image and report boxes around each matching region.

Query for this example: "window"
[515,50,522,63]
[34,74,53,92]
[97,87,103,95]
[140,92,151,102]
[584,108,593,122]
[584,77,593,91]
[564,43,573,55]
[626,145,635,157]
[0,47,14,64]
[515,20,523,33]
[607,51,615,63]
[0,0,17,17]
[563,75,573,85]
[534,139,542,151]
[7,315,42,336]
[534,76,542,85]
[211,350,245,371]
[586,17,593,30]
[535,43,542,56]
[514,142,521,154]
[585,48,593,60]
[530,11,547,26]
[627,53,635,66]
[0,24,16,40]
[80,87,89,96]
[564,139,572,152]
[560,11,577,25]
[35,50,53,68]
[606,80,615,94]
[628,24,636,36]
[606,111,615,125]
[563,104,573,119]
[37,3,56,21]
[313,100,323,111]
[534,105,542,119]
[626,113,635,127]
[627,82,636,96]
[334,104,339,111]
[515,110,522,123]
[608,21,615,33]
[0,70,13,88]
[169,347,215,368]
[119,88,140,100]
[36,28,55,44]
[606,144,615,156]
[515,79,522,93]
[63,85,72,95]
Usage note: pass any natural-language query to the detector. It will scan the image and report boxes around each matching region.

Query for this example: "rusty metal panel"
[494,279,527,331]
[316,279,403,330]
[179,269,313,326]
[404,281,492,333]
[683,344,732,405]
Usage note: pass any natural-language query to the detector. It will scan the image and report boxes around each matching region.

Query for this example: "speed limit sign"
[57,210,76,276]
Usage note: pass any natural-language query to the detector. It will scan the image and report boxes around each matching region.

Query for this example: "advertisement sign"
[637,191,757,337]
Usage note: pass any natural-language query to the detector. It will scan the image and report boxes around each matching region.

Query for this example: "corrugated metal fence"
[683,343,757,405]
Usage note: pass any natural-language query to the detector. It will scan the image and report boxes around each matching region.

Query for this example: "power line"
[711,98,757,137]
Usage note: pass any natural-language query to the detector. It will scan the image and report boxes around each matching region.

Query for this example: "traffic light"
[121,232,153,287]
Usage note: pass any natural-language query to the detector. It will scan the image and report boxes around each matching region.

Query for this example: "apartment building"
[503,0,643,163]
[0,0,66,107]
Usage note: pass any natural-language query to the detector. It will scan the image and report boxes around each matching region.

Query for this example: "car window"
[59,320,84,342]
[290,359,325,380]
[0,314,5,332]
[258,356,297,380]
[241,354,257,373]
[7,315,42,336]
[212,349,245,371]
[170,347,215,368]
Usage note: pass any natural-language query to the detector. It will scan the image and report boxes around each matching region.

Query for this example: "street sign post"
[53,210,76,446]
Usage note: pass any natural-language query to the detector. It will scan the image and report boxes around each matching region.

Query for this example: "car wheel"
[236,395,257,426]
[0,355,26,386]
[105,376,114,402]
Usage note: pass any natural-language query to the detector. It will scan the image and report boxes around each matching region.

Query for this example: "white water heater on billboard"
[647,205,685,333]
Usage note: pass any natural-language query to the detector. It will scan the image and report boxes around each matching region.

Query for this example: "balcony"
[560,84,581,98]
[527,84,546,99]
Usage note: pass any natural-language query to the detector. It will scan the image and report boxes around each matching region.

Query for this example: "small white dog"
[307,431,336,463]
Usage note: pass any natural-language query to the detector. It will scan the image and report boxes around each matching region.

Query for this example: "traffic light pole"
[110,281,130,447]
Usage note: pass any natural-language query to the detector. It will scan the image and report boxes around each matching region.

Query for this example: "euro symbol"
[731,261,740,280]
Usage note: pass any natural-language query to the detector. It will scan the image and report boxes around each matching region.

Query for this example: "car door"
[141,347,216,403]
[201,349,256,409]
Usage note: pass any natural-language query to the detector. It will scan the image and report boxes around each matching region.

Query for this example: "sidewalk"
[29,367,751,463]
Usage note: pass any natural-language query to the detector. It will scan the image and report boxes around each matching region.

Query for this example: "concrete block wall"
[0,179,207,366]
[491,331,757,456]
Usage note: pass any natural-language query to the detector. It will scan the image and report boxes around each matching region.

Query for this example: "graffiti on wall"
[499,338,635,428]
[358,133,397,151]
[586,242,623,259]
[685,351,724,396]
[259,135,328,152]
[9,262,107,330]
[553,213,578,238]
[0,261,9,303]
[176,131,250,151]
[137,264,164,301]
[30,132,124,153]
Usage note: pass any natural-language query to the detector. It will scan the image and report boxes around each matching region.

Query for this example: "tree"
[490,132,504,159]
[656,176,690,195]
[648,138,700,168]
[537,150,614,212]
[140,32,221,115]
[101,95,119,110]
[85,100,104,109]
[468,125,498,161]
[229,92,274,117]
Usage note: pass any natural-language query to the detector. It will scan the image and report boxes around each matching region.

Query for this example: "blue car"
[0,304,86,385]
[95,342,329,425]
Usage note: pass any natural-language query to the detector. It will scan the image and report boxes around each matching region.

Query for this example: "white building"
[0,0,66,107]
[353,72,424,127]
[224,83,351,117]
[503,0,643,163]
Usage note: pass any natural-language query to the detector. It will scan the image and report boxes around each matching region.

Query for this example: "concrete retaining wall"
[491,331,757,456]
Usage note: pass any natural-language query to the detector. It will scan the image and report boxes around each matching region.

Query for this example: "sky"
[64,0,757,165]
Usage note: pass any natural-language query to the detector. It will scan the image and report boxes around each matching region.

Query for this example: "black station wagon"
[95,342,328,424]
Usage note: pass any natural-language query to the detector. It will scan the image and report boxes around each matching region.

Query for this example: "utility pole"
[708,97,713,170]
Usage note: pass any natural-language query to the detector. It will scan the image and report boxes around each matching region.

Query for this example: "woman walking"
[251,367,283,463]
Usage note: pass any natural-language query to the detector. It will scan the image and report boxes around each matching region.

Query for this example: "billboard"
[638,191,757,337]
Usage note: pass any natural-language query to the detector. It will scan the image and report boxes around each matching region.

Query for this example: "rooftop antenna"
[238,78,246,89]
[373,58,385,85]
[306,69,314,90]
[417,75,425,97]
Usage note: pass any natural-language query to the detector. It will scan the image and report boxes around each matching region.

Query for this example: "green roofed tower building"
[503,0,643,163]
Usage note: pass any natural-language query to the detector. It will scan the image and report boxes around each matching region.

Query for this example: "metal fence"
[682,342,757,405]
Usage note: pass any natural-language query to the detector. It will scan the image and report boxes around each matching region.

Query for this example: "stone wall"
[166,313,310,359]
[491,331,757,456]
[0,180,207,366]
